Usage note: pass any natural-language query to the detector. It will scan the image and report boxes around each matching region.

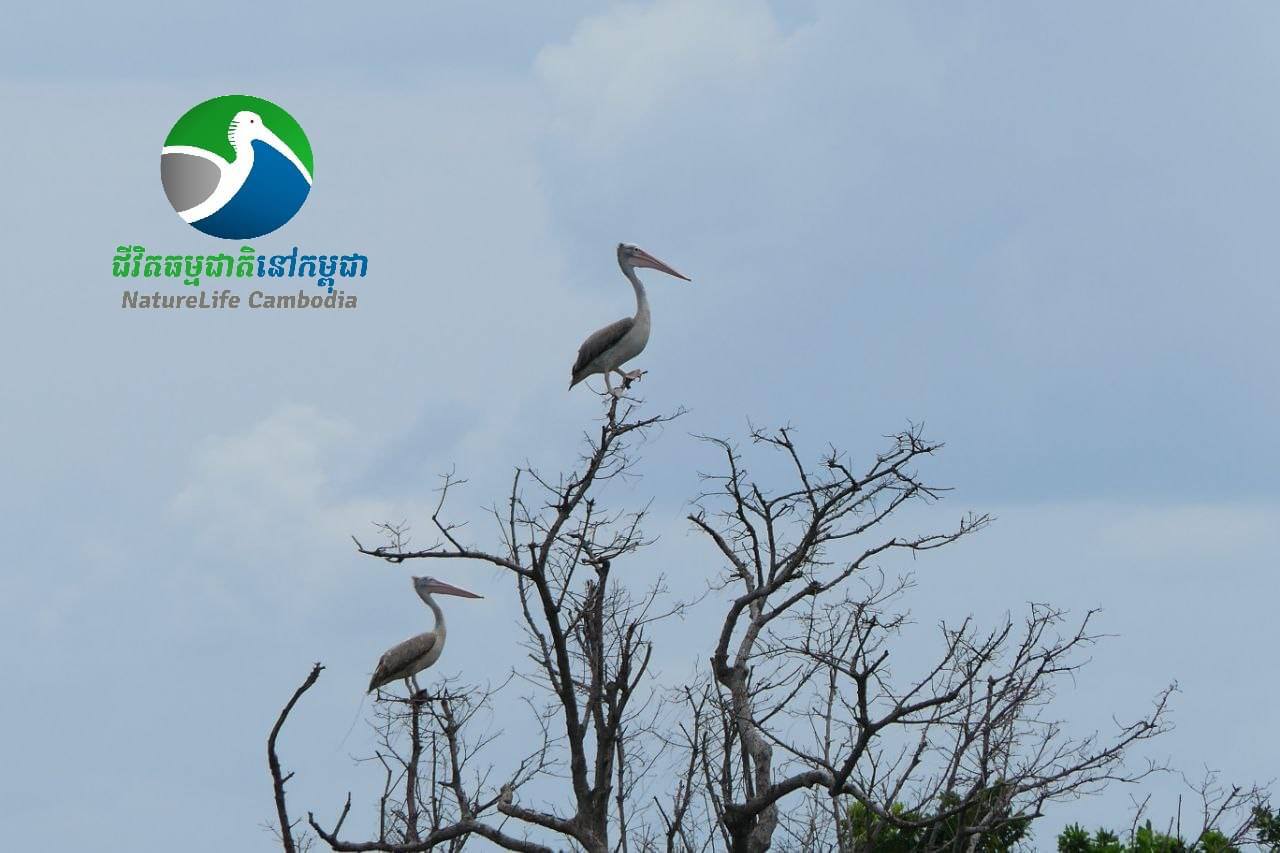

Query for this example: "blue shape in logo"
[191,141,313,240]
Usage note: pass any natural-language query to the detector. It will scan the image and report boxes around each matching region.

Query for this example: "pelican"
[367,576,482,694]
[570,243,691,397]
[161,110,312,238]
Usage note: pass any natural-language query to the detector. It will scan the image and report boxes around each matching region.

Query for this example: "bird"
[160,110,312,239]
[570,243,691,397]
[367,576,483,694]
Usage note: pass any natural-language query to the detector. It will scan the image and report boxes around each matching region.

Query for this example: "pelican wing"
[571,317,634,387]
[368,632,436,692]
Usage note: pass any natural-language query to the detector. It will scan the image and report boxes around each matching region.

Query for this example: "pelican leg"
[604,371,624,399]
[616,368,646,384]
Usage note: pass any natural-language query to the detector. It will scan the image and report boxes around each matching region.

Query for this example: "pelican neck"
[421,591,446,639]
[621,263,650,321]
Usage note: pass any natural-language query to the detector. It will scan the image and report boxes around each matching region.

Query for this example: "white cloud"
[535,0,788,148]
[168,405,434,602]
[171,404,355,534]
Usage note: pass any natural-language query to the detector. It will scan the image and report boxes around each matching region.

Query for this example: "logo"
[160,94,313,240]
[116,94,366,311]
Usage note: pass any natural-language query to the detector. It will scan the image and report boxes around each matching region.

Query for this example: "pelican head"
[222,109,313,183]
[412,576,483,601]
[617,243,691,281]
[227,110,267,149]
[227,110,296,161]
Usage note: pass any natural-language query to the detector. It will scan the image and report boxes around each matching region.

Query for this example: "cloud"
[535,0,788,150]
[171,404,356,538]
[167,404,443,611]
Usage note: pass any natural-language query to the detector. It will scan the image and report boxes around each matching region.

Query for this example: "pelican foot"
[608,386,626,399]
[622,369,647,383]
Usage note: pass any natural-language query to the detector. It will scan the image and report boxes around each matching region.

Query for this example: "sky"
[1,1,1277,849]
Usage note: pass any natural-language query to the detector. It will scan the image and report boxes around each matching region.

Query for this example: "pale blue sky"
[1,2,1277,849]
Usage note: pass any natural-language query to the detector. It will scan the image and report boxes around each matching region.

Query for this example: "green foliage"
[841,785,1031,852]
[1252,806,1280,852]
[1056,819,1258,853]
[1059,824,1126,853]
[839,796,1278,852]
[843,802,922,853]
[1056,804,1278,853]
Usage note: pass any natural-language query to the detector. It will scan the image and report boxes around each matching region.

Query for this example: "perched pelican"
[161,110,312,239]
[570,243,691,397]
[367,576,482,694]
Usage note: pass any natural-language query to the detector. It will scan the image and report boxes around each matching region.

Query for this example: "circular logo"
[160,94,313,239]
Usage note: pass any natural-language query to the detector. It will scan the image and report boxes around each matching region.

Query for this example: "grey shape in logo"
[161,151,221,214]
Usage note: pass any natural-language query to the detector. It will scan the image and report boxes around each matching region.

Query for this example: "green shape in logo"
[160,94,314,240]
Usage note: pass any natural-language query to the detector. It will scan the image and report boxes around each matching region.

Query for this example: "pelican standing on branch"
[367,576,482,694]
[570,243,691,397]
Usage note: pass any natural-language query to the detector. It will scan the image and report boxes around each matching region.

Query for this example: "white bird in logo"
[160,110,312,223]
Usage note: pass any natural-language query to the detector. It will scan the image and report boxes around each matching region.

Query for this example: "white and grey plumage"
[570,243,691,397]
[367,576,482,693]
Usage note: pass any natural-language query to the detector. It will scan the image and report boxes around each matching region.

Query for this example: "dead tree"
[268,402,1186,852]
[1098,771,1278,851]
[680,425,1173,852]
[306,674,551,852]
[268,663,325,853]
[307,396,684,853]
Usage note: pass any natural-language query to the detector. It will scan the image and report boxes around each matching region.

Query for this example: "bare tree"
[681,426,1171,851]
[268,400,1185,853]
[1093,771,1278,851]
[1173,773,1279,851]
[268,662,324,853]
[306,675,553,852]
[307,395,684,853]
